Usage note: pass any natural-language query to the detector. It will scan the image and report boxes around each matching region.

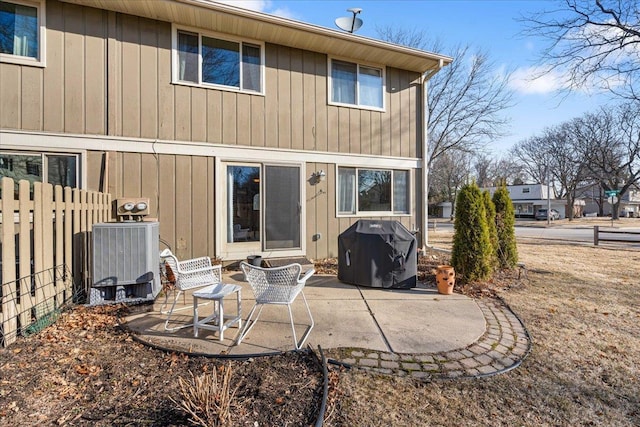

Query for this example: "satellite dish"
[335,8,363,33]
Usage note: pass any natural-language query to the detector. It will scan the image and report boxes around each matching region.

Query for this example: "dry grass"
[172,365,236,427]
[328,230,640,426]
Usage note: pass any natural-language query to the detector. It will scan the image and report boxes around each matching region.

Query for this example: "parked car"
[535,208,560,221]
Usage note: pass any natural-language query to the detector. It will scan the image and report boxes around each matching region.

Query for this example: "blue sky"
[221,0,610,155]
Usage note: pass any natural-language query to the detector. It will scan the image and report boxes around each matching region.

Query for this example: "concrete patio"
[124,271,487,357]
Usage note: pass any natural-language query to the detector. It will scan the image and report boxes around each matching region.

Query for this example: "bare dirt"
[2,229,639,426]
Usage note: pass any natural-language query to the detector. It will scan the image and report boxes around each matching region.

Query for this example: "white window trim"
[327,56,386,112]
[0,149,84,188]
[335,165,412,218]
[215,158,306,260]
[171,24,265,96]
[0,0,46,67]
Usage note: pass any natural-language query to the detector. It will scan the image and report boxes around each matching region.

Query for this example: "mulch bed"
[0,305,324,426]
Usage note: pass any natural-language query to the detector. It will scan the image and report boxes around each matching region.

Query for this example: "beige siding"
[314,55,328,152]
[276,45,292,149]
[191,88,208,142]
[43,0,64,132]
[3,1,425,260]
[85,7,106,135]
[0,64,20,128]
[264,45,279,148]
[157,23,175,140]
[139,18,159,139]
[2,2,421,158]
[236,93,251,144]
[21,66,42,130]
[90,151,216,259]
[250,95,265,147]
[206,91,223,143]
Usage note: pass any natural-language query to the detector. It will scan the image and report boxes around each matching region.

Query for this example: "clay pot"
[436,265,455,295]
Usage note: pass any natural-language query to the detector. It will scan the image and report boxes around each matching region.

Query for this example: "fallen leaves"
[74,364,102,377]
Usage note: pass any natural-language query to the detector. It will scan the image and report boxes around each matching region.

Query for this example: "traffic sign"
[605,190,620,197]
[607,196,618,205]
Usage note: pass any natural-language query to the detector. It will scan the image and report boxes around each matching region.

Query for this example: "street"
[429,220,640,248]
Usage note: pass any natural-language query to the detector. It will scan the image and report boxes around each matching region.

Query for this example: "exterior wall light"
[313,170,326,182]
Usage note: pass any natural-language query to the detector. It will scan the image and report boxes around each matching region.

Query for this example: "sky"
[219,0,612,155]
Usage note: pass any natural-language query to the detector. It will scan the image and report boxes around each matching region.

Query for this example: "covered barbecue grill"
[338,220,417,288]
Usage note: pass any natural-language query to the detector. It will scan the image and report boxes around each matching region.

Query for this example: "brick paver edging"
[323,298,532,380]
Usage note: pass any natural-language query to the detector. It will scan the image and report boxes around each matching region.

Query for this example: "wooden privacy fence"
[593,226,640,246]
[0,177,112,347]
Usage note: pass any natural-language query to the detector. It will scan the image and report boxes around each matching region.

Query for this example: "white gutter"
[421,58,444,250]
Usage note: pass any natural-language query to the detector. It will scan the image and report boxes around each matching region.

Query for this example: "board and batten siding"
[1,0,423,158]
[85,151,216,261]
[2,0,424,260]
[90,152,419,261]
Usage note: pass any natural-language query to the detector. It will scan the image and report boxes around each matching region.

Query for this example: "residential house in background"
[0,0,452,261]
[484,184,568,219]
[576,183,640,218]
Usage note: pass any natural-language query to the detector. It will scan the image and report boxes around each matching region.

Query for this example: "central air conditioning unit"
[90,221,160,305]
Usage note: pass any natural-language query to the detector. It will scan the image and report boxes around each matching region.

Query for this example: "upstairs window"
[330,59,384,109]
[0,0,45,66]
[522,187,530,194]
[174,27,263,93]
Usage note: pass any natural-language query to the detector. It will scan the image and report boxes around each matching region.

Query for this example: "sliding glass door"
[264,165,301,250]
[223,162,302,255]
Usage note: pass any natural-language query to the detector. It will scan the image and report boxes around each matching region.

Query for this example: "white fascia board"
[1,130,421,169]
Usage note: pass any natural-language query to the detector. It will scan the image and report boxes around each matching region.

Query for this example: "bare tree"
[429,150,472,216]
[574,102,640,218]
[510,122,590,220]
[473,154,495,188]
[523,0,640,100]
[513,102,640,219]
[510,136,549,185]
[544,122,590,219]
[376,27,514,168]
[472,154,525,187]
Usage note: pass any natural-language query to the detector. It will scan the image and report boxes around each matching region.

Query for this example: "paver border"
[323,297,532,380]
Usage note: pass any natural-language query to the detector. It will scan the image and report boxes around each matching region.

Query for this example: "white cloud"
[216,1,271,12]
[215,1,298,19]
[509,67,565,94]
[267,7,297,19]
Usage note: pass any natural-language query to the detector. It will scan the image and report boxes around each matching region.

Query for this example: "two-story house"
[0,0,452,261]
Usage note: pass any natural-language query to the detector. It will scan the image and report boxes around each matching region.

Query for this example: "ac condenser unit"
[91,221,160,305]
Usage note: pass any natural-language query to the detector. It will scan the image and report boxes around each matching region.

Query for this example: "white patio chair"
[236,262,315,350]
[160,249,222,331]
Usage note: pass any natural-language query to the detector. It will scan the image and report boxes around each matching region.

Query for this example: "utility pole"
[547,164,551,225]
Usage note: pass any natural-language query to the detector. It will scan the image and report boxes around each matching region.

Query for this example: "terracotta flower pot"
[436,265,455,295]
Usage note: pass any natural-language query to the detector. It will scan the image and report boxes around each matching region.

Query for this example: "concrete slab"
[304,299,388,351]
[367,299,486,354]
[123,272,486,357]
[358,285,470,301]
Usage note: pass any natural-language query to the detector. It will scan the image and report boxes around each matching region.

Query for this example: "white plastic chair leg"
[162,290,213,332]
[292,291,314,350]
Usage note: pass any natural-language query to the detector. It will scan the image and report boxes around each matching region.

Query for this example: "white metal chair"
[236,262,315,350]
[160,249,222,331]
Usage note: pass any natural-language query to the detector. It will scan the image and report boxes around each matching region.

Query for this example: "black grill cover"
[338,220,417,288]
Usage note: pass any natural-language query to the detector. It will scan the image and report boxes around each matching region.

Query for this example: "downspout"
[421,59,444,251]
